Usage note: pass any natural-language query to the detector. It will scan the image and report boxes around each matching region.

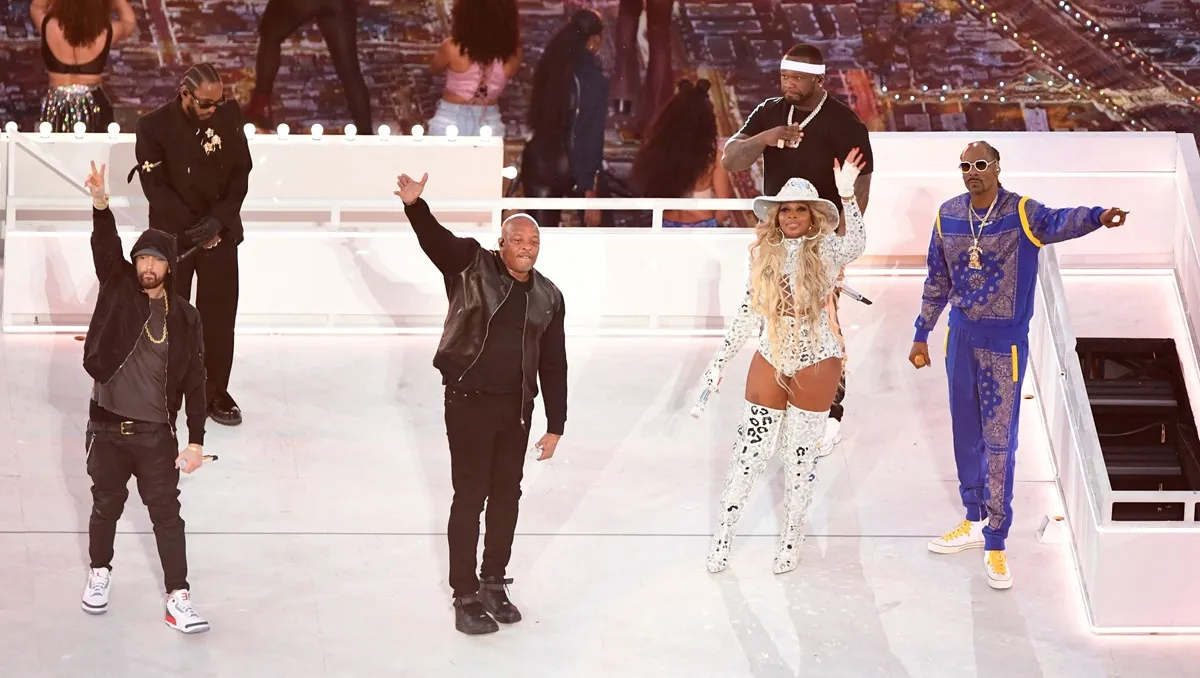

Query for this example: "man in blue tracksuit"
[909,141,1128,590]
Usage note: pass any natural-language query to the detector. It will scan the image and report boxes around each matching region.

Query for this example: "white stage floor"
[2,273,1199,677]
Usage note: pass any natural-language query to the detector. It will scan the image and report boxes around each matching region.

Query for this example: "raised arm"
[84,162,128,282]
[825,196,866,268]
[913,217,952,343]
[1019,197,1104,246]
[538,296,567,436]
[134,116,200,235]
[111,0,137,42]
[395,173,480,276]
[29,0,49,27]
[430,38,454,75]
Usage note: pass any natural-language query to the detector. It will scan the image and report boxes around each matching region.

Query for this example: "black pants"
[176,237,239,404]
[444,386,534,597]
[86,422,188,593]
[254,0,372,133]
[830,287,847,421]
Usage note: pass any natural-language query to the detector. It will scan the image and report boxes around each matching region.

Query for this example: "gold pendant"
[967,245,983,270]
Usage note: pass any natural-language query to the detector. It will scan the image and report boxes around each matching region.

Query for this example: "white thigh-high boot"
[707,401,786,573]
[774,405,827,574]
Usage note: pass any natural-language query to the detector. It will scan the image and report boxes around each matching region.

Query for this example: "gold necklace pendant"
[967,242,983,270]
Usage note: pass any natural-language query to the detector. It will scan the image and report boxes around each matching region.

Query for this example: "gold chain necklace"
[144,294,168,344]
[777,91,828,148]
[966,196,998,270]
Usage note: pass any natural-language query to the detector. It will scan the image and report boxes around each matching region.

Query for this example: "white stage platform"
[2,273,1199,677]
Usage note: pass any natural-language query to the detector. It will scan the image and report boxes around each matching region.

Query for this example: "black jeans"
[254,0,372,132]
[444,386,535,597]
[175,238,239,404]
[86,422,188,593]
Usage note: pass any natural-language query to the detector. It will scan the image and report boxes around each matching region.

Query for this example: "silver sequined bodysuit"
[709,199,867,378]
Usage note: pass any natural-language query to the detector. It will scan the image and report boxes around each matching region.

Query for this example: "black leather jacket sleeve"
[404,198,479,276]
[183,315,208,446]
[538,298,568,435]
[91,206,127,281]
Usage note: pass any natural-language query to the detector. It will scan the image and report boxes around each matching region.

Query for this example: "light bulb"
[310,123,323,139]
[410,124,424,139]
[243,122,256,137]
[107,122,120,139]
[479,125,492,140]
[39,121,52,138]
[446,124,459,141]
[277,123,290,137]
[344,123,357,139]
[73,121,87,138]
[501,165,518,180]
[378,124,391,139]
[5,121,18,135]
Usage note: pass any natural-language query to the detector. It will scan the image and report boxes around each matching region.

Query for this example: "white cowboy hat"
[752,178,840,226]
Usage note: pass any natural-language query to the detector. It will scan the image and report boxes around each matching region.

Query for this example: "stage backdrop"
[2,0,1198,206]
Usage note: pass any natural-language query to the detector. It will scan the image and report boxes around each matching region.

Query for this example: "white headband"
[781,59,825,75]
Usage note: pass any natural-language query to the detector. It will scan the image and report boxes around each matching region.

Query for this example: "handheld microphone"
[690,388,712,418]
[840,284,873,306]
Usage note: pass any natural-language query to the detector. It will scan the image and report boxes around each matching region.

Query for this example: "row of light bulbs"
[5,120,494,142]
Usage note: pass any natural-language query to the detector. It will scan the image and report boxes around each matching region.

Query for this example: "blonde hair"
[748,202,836,386]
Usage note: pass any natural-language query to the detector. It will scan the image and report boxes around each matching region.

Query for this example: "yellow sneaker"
[985,550,1013,590]
[927,519,985,554]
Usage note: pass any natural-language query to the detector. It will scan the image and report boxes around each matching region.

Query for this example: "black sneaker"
[479,576,522,624]
[454,593,499,635]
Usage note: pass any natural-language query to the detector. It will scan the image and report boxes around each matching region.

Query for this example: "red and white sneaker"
[165,590,210,634]
[81,567,111,615]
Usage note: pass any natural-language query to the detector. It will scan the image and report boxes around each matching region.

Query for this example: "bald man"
[394,172,567,636]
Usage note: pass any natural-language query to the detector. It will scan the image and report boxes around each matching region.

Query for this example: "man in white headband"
[394,172,568,636]
[721,42,875,453]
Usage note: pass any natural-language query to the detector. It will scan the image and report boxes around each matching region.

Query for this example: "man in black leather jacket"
[395,172,568,636]
[80,161,212,634]
[132,62,253,426]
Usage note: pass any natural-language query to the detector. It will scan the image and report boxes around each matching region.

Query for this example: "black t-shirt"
[456,272,533,395]
[736,95,874,205]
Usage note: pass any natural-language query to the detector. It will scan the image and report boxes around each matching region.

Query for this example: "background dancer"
[133,63,253,427]
[243,0,371,133]
[81,161,211,634]
[910,141,1128,590]
[29,0,137,133]
[699,149,866,575]
[720,42,873,455]
[395,172,568,636]
[427,0,521,137]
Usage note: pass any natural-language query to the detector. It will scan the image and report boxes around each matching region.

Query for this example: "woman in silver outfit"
[700,148,867,575]
[30,0,136,133]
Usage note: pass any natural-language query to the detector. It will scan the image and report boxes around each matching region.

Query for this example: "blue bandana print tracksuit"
[915,188,1104,551]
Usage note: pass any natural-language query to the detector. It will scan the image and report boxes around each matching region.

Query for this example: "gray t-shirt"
[93,294,169,423]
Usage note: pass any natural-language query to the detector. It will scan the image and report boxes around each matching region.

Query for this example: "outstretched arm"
[1020,197,1104,245]
[914,222,952,343]
[396,173,480,276]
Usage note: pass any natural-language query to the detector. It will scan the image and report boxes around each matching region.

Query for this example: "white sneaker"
[927,519,985,554]
[985,550,1013,589]
[165,590,210,634]
[817,419,841,457]
[81,567,111,615]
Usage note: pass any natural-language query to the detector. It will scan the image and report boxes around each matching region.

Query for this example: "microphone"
[690,387,712,419]
[179,243,202,260]
[840,284,873,306]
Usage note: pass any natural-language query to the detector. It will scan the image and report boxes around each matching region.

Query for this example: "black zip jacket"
[132,96,252,247]
[83,207,208,445]
[404,199,568,435]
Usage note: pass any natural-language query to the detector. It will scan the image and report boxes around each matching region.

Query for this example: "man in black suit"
[132,63,253,426]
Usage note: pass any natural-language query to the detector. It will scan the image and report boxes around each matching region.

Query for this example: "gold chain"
[144,294,168,344]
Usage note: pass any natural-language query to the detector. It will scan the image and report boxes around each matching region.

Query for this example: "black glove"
[185,216,221,245]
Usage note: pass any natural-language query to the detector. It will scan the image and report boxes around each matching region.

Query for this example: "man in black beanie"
[132,62,253,426]
[81,161,212,634]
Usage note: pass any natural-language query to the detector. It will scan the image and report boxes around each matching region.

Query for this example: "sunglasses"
[187,90,225,110]
[959,159,995,173]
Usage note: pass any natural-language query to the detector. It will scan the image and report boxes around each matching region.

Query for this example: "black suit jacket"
[133,96,253,248]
